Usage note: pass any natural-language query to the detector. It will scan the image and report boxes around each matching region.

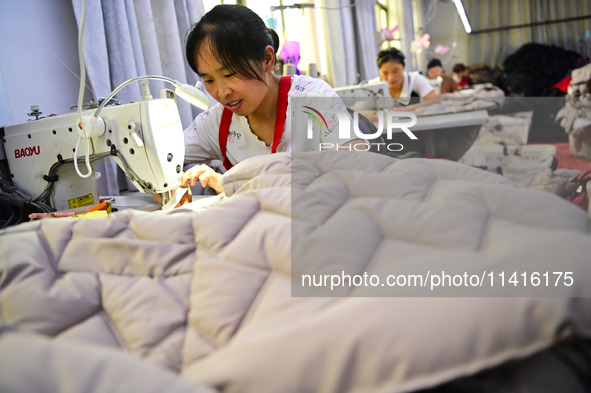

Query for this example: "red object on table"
[551,75,572,93]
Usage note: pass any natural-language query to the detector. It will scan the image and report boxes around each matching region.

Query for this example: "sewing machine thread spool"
[308,63,318,78]
[283,63,296,76]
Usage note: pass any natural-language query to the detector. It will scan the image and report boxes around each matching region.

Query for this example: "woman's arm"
[412,73,436,98]
[424,90,437,98]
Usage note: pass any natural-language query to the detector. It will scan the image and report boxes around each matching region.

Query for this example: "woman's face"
[379,60,405,91]
[196,39,272,117]
[427,66,443,79]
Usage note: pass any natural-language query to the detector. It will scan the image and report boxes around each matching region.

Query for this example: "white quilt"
[1,151,591,393]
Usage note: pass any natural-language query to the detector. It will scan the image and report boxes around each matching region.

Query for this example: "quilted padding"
[0,211,196,373]
[1,151,591,393]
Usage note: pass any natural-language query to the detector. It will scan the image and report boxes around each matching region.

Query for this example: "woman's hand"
[153,186,193,208]
[180,164,223,194]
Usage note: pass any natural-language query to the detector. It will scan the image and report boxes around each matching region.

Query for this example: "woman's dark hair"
[427,58,442,70]
[185,5,280,83]
[453,63,466,73]
[376,48,405,68]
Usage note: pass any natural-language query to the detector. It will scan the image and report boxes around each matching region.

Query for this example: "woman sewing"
[373,48,436,103]
[181,4,360,196]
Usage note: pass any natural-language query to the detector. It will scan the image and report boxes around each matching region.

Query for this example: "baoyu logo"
[302,106,418,152]
[14,145,40,158]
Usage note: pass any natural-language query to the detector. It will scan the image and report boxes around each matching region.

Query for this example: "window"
[201,1,318,76]
[376,0,388,36]
[376,0,402,50]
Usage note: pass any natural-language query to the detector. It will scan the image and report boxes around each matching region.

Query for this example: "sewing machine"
[335,81,390,111]
[1,96,185,212]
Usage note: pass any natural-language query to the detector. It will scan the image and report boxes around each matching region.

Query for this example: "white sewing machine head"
[1,97,186,211]
[334,81,390,111]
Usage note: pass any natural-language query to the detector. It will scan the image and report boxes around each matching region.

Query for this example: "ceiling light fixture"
[452,0,472,33]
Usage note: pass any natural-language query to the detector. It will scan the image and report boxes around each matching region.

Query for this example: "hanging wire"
[422,0,438,28]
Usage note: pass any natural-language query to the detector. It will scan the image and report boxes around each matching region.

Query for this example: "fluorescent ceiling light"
[452,0,472,33]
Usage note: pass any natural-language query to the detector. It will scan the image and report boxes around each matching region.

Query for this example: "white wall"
[0,0,92,126]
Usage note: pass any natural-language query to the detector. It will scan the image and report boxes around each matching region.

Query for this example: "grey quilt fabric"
[1,151,590,393]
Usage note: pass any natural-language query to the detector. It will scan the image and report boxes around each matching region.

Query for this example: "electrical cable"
[0,149,112,227]
[73,135,93,179]
[74,0,93,179]
[0,190,26,229]
[33,152,111,211]
[0,195,17,228]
